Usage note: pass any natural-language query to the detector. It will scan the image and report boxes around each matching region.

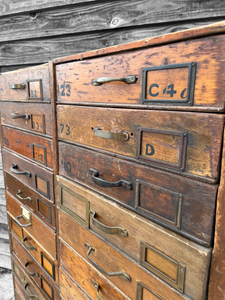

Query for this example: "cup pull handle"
[24,282,39,299]
[11,112,30,120]
[24,260,39,277]
[9,84,26,89]
[91,281,104,300]
[16,190,32,202]
[89,169,132,190]
[10,163,31,177]
[90,210,128,237]
[94,128,129,141]
[85,242,131,282]
[23,237,37,251]
[92,75,137,86]
[15,215,32,228]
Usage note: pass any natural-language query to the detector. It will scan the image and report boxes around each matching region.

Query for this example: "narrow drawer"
[5,172,56,229]
[57,106,224,182]
[0,64,51,102]
[2,127,53,169]
[1,102,52,135]
[56,35,225,111]
[59,208,211,300]
[58,144,217,245]
[11,239,59,300]
[7,192,56,259]
[3,149,54,201]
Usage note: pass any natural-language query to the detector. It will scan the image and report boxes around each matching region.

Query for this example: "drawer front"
[56,35,225,111]
[11,238,59,300]
[2,127,53,169]
[1,102,52,136]
[57,106,224,182]
[5,172,56,229]
[0,64,51,102]
[7,192,56,259]
[3,149,54,201]
[59,208,211,300]
[58,143,217,245]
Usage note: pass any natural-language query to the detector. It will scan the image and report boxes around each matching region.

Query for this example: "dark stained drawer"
[1,102,52,136]
[3,149,54,202]
[2,127,53,169]
[58,143,217,246]
[5,172,56,229]
[57,106,224,182]
[56,35,225,112]
[7,193,56,259]
[0,64,51,102]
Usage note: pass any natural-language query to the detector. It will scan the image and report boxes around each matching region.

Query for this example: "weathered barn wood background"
[0,0,224,270]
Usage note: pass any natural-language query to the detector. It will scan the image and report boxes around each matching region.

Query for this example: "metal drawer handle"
[91,281,104,300]
[16,190,32,202]
[24,282,39,299]
[15,215,32,228]
[24,260,39,277]
[23,237,37,251]
[94,128,129,141]
[90,210,128,237]
[10,163,31,177]
[11,112,30,120]
[89,169,132,190]
[85,242,131,282]
[92,75,137,86]
[9,84,26,89]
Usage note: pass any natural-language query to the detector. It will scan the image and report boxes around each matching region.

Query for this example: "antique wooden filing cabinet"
[1,21,225,300]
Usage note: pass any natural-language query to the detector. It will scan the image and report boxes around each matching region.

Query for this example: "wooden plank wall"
[0,0,224,269]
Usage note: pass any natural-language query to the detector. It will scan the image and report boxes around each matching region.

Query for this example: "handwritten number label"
[146,144,155,156]
[180,88,187,99]
[60,123,70,135]
[163,84,177,98]
[149,84,159,97]
[57,84,71,97]
[30,90,37,98]
[62,160,71,173]
[0,88,3,94]
[3,137,9,146]
[149,83,187,99]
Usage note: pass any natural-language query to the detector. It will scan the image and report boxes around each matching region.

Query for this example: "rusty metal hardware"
[136,282,164,300]
[89,169,132,190]
[9,84,26,89]
[91,281,104,300]
[85,242,131,282]
[94,128,129,141]
[90,209,128,237]
[16,190,32,202]
[92,75,137,86]
[24,260,39,277]
[24,282,39,299]
[23,237,37,251]
[10,112,30,120]
[15,207,32,228]
[10,163,31,177]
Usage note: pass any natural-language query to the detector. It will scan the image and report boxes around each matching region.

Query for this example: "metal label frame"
[136,281,164,300]
[140,241,186,293]
[35,174,50,199]
[37,197,52,224]
[59,184,90,228]
[137,128,187,171]
[31,114,46,134]
[32,143,47,166]
[27,79,43,101]
[40,275,54,300]
[11,217,24,240]
[141,62,196,105]
[135,179,182,229]
[12,258,25,285]
[41,252,55,280]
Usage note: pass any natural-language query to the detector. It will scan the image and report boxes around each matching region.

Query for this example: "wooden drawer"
[58,207,211,300]
[5,172,56,229]
[0,102,52,136]
[3,149,54,201]
[11,238,59,300]
[2,127,53,169]
[58,144,217,246]
[57,106,224,182]
[0,64,51,102]
[56,35,225,112]
[7,192,56,259]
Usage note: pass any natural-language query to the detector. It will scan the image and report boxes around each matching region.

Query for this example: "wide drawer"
[7,192,56,259]
[59,207,211,300]
[57,106,224,182]
[0,64,51,102]
[2,127,53,169]
[3,149,54,201]
[58,144,217,245]
[5,172,56,229]
[56,35,225,112]
[1,102,52,135]
[11,236,59,300]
